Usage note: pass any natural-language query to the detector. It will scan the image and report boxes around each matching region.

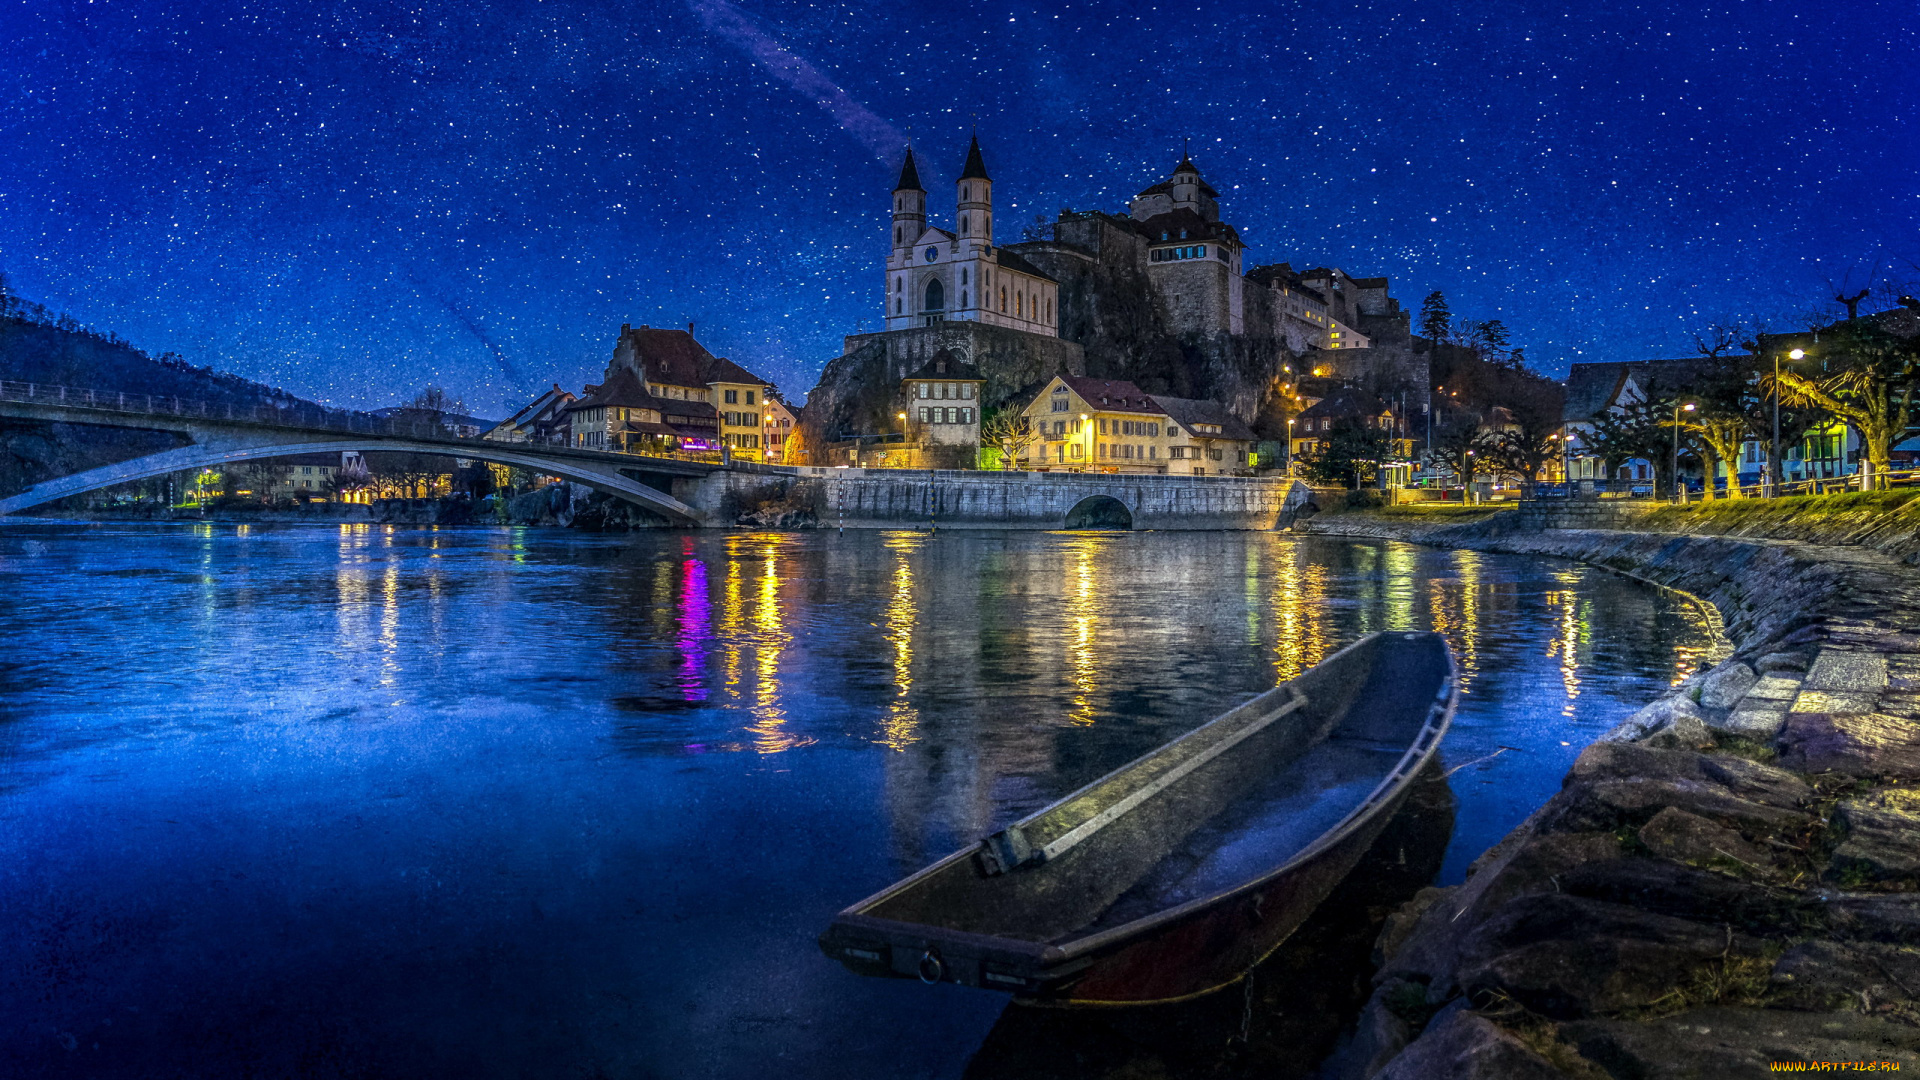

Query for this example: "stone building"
[1016,375,1172,473]
[602,325,772,460]
[1152,396,1258,476]
[899,351,985,468]
[486,384,576,445]
[761,397,799,464]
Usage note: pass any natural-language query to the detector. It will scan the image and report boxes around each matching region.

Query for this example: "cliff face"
[1022,215,1301,424]
[797,322,1086,452]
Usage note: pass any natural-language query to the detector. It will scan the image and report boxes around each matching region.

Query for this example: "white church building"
[884,136,1060,337]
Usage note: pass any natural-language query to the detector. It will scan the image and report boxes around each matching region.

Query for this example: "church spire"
[959,134,990,181]
[894,146,924,192]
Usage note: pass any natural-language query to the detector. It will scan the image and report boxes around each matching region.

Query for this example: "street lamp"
[1286,417,1296,475]
[1673,401,1695,503]
[1772,349,1805,497]
[1079,413,1090,471]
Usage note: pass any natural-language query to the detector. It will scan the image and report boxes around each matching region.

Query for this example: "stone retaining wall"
[1304,510,1920,1077]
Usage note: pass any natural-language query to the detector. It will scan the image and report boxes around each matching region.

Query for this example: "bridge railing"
[0,380,728,467]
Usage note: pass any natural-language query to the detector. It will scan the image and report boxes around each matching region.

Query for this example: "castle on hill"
[800,136,1427,465]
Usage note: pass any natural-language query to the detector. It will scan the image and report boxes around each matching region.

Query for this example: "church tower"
[956,135,992,246]
[953,135,994,320]
[887,147,928,330]
[891,146,926,252]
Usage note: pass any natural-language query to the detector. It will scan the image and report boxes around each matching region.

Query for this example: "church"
[884,136,1061,337]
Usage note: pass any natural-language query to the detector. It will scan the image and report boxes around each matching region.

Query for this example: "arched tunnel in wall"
[1063,494,1133,530]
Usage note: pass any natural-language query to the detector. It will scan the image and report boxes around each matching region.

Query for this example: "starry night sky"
[2,0,1914,416]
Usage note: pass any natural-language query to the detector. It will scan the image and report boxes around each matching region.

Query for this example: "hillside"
[0,290,333,501]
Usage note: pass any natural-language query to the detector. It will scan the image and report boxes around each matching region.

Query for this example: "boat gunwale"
[827,631,1458,969]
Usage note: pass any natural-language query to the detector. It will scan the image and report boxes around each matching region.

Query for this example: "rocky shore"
[1304,506,1920,1077]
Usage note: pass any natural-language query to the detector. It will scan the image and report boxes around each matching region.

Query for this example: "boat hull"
[820,632,1457,1006]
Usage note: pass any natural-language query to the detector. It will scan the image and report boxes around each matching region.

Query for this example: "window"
[1098,419,1108,434]
[917,383,928,399]
[962,408,974,423]
[1000,287,1007,312]
[725,389,738,404]
[961,267,968,285]
[745,391,756,405]
[961,383,974,399]
[925,277,944,311]
[918,407,930,422]
[1071,444,1083,459]
[1168,426,1180,438]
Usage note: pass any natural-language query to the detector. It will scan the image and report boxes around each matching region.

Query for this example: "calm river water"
[0,523,1719,1078]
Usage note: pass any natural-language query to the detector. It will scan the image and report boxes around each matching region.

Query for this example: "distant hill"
[0,285,324,411]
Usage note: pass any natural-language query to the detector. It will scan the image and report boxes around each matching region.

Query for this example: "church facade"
[884,136,1061,337]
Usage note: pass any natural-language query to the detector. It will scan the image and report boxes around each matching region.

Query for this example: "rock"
[1559,1006,1920,1078]
[1543,745,1812,835]
[1640,709,1714,750]
[1453,893,1767,1019]
[1699,662,1758,710]
[1757,651,1813,673]
[1825,894,1920,945]
[1376,886,1451,967]
[1380,833,1621,992]
[1715,697,1791,740]
[1741,673,1804,703]
[1601,695,1703,744]
[1637,807,1782,875]
[1777,711,1920,779]
[1320,982,1419,1080]
[1557,857,1812,933]
[1804,649,1890,693]
[1770,940,1920,1011]
[1374,1001,1571,1080]
[1829,787,1920,887]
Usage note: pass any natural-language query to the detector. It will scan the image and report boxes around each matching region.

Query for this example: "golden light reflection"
[1428,549,1483,694]
[1669,591,1729,685]
[1270,540,1331,683]
[336,524,370,654]
[1544,569,1586,713]
[739,533,810,753]
[1059,533,1115,725]
[719,545,745,703]
[879,531,927,749]
[1381,543,1417,632]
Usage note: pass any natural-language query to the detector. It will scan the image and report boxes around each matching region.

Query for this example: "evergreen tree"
[1301,419,1392,488]
[1418,291,1452,343]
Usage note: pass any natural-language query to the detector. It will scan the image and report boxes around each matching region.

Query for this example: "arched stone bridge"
[0,383,717,523]
[0,382,1309,530]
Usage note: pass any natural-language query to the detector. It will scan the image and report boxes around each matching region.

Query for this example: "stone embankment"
[1304,503,1920,1077]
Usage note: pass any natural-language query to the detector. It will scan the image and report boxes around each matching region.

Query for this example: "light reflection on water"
[0,523,1718,1079]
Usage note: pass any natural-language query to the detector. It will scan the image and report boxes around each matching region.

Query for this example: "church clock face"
[924,247,938,262]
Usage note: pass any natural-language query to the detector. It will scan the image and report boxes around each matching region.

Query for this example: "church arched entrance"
[1064,495,1133,530]
[924,277,944,313]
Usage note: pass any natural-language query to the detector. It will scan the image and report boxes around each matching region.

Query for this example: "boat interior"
[859,633,1452,947]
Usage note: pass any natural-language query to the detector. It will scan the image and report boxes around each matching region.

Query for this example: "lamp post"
[1772,348,1803,497]
[1673,401,1695,503]
[1079,413,1091,472]
[1286,417,1295,475]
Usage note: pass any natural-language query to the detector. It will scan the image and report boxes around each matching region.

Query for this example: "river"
[0,522,1718,1078]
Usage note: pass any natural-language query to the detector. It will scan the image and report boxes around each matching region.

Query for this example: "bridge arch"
[1063,494,1133,530]
[0,438,702,523]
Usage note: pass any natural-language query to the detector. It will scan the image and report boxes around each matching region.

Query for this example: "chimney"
[688,322,695,335]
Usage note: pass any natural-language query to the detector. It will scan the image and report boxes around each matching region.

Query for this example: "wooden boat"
[819,631,1457,1006]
